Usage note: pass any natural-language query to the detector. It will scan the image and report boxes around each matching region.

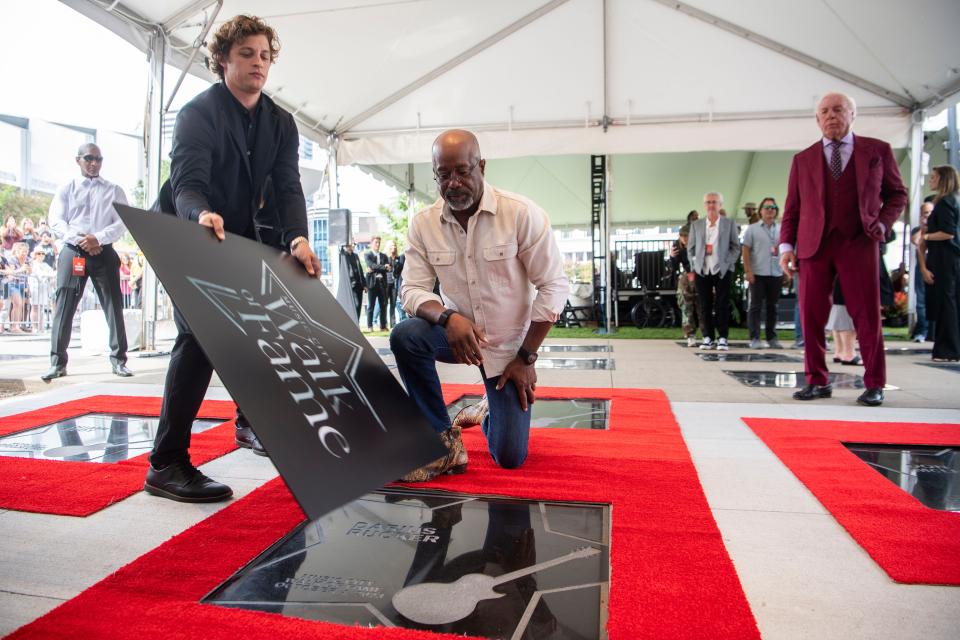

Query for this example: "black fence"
[612,239,676,293]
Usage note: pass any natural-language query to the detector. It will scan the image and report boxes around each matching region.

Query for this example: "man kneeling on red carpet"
[390,130,569,481]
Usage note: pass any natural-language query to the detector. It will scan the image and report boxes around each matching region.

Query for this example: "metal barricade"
[613,239,677,292]
[1,272,56,334]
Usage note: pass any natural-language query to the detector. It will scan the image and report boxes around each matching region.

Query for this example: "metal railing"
[612,239,677,293]
[1,273,55,334]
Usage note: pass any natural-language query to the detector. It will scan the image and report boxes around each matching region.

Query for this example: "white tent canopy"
[63,0,960,166]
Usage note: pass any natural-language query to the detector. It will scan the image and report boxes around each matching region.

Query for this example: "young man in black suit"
[364,235,390,331]
[145,15,321,503]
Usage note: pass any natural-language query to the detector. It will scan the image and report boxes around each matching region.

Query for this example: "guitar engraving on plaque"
[391,546,601,625]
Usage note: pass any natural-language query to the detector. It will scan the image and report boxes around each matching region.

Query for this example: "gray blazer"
[687,216,740,276]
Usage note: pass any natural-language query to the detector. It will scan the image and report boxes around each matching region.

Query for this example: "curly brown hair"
[207,15,280,80]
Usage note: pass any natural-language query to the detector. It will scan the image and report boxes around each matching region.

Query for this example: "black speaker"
[329,208,351,246]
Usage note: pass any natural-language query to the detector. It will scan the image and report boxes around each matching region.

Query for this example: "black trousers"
[49,244,127,368]
[748,275,781,340]
[351,286,364,320]
[928,250,960,360]
[149,307,246,467]
[386,283,398,327]
[694,270,732,340]
[367,280,387,329]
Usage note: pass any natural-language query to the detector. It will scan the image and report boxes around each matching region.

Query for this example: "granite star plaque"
[203,488,610,639]
[115,204,446,520]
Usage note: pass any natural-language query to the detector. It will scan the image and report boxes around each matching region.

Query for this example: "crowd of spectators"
[666,193,791,351]
[0,214,142,334]
[663,166,959,363]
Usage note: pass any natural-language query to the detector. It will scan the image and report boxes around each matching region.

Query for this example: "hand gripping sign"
[115,204,445,520]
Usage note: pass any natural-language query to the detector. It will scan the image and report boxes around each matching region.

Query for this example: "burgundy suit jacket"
[780,134,907,260]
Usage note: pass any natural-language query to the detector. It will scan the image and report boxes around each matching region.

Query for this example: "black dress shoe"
[144,460,233,503]
[40,366,66,382]
[112,363,134,377]
[857,387,884,406]
[793,383,833,401]
[841,355,862,366]
[235,425,267,456]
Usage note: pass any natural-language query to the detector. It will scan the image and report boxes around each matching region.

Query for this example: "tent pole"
[327,135,340,209]
[650,0,915,109]
[906,111,925,333]
[605,155,614,332]
[139,27,165,353]
[949,106,959,170]
[337,0,570,133]
[162,1,222,115]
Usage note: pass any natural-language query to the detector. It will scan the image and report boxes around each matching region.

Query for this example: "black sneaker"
[144,460,233,503]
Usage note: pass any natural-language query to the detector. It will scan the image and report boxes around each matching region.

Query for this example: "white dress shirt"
[704,217,720,274]
[821,131,854,173]
[401,183,569,378]
[48,176,128,247]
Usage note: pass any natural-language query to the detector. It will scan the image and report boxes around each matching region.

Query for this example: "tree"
[0,185,53,223]
[130,159,171,209]
[378,191,421,249]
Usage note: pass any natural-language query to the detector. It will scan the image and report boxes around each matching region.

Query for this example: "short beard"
[445,197,475,212]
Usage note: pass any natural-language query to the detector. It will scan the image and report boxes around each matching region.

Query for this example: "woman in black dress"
[919,165,960,361]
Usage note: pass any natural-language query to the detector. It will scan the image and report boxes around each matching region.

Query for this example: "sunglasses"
[79,155,104,162]
[761,205,779,210]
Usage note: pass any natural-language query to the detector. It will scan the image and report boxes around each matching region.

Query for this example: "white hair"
[817,92,857,115]
[703,191,724,204]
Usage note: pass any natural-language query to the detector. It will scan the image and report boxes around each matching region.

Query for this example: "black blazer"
[344,251,365,290]
[168,83,308,245]
[364,250,389,288]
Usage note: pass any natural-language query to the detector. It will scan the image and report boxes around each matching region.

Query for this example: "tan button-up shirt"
[401,183,569,378]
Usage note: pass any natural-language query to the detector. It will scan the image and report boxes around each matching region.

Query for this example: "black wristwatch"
[518,346,538,365]
[437,309,457,327]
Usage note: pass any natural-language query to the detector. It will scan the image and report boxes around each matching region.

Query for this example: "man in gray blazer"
[687,192,741,350]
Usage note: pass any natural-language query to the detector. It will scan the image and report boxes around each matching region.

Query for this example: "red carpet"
[0,396,236,516]
[745,417,960,586]
[8,386,759,640]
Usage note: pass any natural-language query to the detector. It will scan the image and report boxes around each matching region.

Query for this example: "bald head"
[76,143,103,178]
[432,129,485,213]
[432,129,481,165]
[77,142,100,157]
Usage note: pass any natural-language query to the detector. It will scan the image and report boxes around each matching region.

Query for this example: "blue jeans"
[390,318,531,469]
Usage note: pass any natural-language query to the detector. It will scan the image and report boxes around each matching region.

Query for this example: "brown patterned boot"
[400,425,469,482]
[452,396,488,430]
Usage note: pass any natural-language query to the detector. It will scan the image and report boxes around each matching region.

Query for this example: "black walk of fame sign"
[115,205,446,520]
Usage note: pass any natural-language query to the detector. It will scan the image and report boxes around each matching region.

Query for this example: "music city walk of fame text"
[188,262,386,460]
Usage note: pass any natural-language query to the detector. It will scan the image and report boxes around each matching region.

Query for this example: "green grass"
[364,325,910,341]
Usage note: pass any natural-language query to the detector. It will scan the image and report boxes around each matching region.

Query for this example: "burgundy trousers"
[799,230,885,388]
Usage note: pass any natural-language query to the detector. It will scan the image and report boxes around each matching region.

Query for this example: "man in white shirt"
[742,198,785,349]
[391,130,569,480]
[43,143,132,380]
[687,191,741,350]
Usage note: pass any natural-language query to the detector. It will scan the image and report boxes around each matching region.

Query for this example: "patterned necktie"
[829,141,843,180]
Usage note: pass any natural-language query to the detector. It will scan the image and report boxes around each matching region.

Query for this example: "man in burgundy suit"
[779,92,907,406]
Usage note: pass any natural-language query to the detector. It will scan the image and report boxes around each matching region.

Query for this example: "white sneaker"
[699,338,714,350]
[687,336,697,347]
[717,338,729,351]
